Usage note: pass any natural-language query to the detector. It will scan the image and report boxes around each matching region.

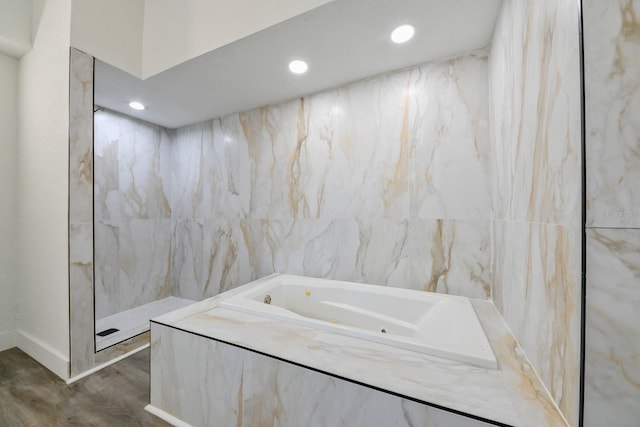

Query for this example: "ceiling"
[95,0,503,129]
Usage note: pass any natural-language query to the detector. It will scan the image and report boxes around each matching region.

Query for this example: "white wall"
[0,0,32,58]
[141,0,335,77]
[70,0,144,77]
[0,53,19,351]
[70,0,334,78]
[17,0,72,379]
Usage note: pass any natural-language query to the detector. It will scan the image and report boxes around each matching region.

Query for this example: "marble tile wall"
[584,229,640,427]
[584,0,640,228]
[69,48,96,376]
[583,1,640,426]
[488,0,582,425]
[150,323,495,427]
[93,109,172,320]
[71,48,168,377]
[170,52,492,301]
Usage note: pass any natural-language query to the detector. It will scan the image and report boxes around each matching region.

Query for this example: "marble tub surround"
[488,0,582,424]
[94,109,173,319]
[584,0,640,228]
[584,229,640,426]
[170,52,492,301]
[150,323,495,427]
[149,276,568,427]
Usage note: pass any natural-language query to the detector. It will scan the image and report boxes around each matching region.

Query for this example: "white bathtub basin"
[219,275,497,369]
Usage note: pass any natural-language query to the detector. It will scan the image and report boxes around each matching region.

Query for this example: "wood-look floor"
[0,347,170,426]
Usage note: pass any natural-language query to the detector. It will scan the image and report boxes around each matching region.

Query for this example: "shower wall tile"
[170,53,492,300]
[584,228,640,427]
[171,117,251,221]
[584,0,640,227]
[93,113,119,221]
[118,120,171,219]
[94,110,173,319]
[94,221,119,320]
[117,219,172,308]
[489,0,582,424]
[95,219,172,319]
[94,109,171,222]
[489,0,582,226]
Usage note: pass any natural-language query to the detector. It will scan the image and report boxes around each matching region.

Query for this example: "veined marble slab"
[488,0,582,424]
[151,321,496,427]
[584,0,640,227]
[585,228,640,427]
[94,110,173,319]
[151,276,568,427]
[168,52,493,302]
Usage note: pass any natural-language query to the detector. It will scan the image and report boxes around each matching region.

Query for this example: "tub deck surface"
[152,274,568,427]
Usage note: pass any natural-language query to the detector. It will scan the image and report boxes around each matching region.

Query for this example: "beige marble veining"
[69,49,94,225]
[69,48,97,376]
[583,1,640,426]
[151,323,495,427]
[488,0,582,425]
[584,228,640,426]
[150,278,568,427]
[489,0,581,226]
[168,52,493,301]
[69,48,170,380]
[585,0,640,227]
[94,109,173,319]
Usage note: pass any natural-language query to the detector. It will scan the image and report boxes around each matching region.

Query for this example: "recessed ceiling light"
[129,101,146,110]
[288,60,308,74]
[390,25,415,44]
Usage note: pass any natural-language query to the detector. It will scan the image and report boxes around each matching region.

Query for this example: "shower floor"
[96,297,195,351]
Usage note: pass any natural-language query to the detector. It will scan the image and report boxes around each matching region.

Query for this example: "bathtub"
[219,275,497,369]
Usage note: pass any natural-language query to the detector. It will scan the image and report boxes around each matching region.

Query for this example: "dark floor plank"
[0,347,170,427]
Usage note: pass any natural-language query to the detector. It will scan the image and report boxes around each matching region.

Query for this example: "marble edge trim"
[150,321,512,427]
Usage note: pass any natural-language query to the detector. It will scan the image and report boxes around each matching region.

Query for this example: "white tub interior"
[218,275,497,369]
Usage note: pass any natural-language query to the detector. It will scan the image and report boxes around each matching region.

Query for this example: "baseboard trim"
[66,343,149,384]
[0,330,17,352]
[17,330,69,380]
[145,404,193,427]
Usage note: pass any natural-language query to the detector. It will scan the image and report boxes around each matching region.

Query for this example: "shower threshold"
[95,296,195,351]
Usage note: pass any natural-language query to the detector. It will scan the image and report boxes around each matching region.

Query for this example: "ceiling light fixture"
[390,24,415,44]
[129,101,146,110]
[288,60,308,74]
